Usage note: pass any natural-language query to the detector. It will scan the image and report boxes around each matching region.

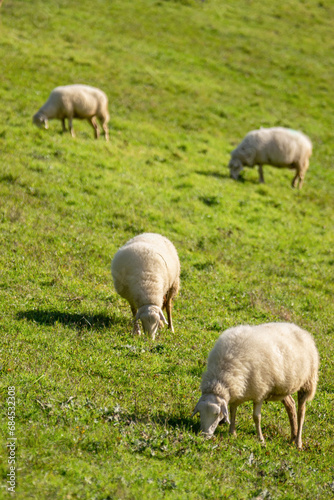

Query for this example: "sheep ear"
[191,403,200,417]
[158,308,168,325]
[220,400,230,424]
[191,396,204,417]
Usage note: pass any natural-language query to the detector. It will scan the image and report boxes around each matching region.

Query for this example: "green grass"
[1,0,334,498]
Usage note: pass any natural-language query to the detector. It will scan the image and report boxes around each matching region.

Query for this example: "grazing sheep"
[33,84,110,140]
[192,322,319,449]
[111,233,180,340]
[228,127,312,188]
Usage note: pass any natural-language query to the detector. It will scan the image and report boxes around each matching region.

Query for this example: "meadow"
[0,0,334,498]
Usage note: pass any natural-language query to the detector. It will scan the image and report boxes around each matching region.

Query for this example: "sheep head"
[135,305,167,340]
[192,394,229,436]
[228,157,244,179]
[33,112,49,129]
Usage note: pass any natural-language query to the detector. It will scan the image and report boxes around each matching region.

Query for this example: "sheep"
[111,233,180,340]
[33,84,110,140]
[228,127,312,188]
[192,322,319,449]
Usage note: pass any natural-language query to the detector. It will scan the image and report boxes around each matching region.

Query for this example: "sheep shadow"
[17,309,126,332]
[107,407,198,433]
[195,169,229,180]
[195,169,261,185]
[163,414,199,433]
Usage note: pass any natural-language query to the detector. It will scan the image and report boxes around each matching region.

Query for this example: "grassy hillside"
[1,0,334,498]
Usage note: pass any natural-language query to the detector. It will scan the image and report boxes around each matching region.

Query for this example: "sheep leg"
[298,159,309,189]
[88,117,100,139]
[296,390,308,450]
[228,403,238,436]
[298,174,304,189]
[130,305,141,336]
[291,164,301,188]
[253,402,264,442]
[68,117,75,137]
[258,165,265,183]
[102,120,109,141]
[292,167,306,189]
[292,158,308,189]
[165,280,179,332]
[61,118,67,132]
[282,395,297,442]
[165,291,174,333]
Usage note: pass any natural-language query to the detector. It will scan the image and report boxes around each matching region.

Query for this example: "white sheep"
[192,322,319,449]
[33,84,110,140]
[228,127,312,188]
[111,233,180,340]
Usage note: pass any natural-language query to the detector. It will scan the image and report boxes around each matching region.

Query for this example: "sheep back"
[231,128,312,166]
[201,322,319,404]
[111,233,180,310]
[34,84,109,121]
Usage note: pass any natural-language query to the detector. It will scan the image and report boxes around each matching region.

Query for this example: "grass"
[1,0,334,498]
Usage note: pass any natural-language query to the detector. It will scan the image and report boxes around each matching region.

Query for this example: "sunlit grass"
[0,0,334,498]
